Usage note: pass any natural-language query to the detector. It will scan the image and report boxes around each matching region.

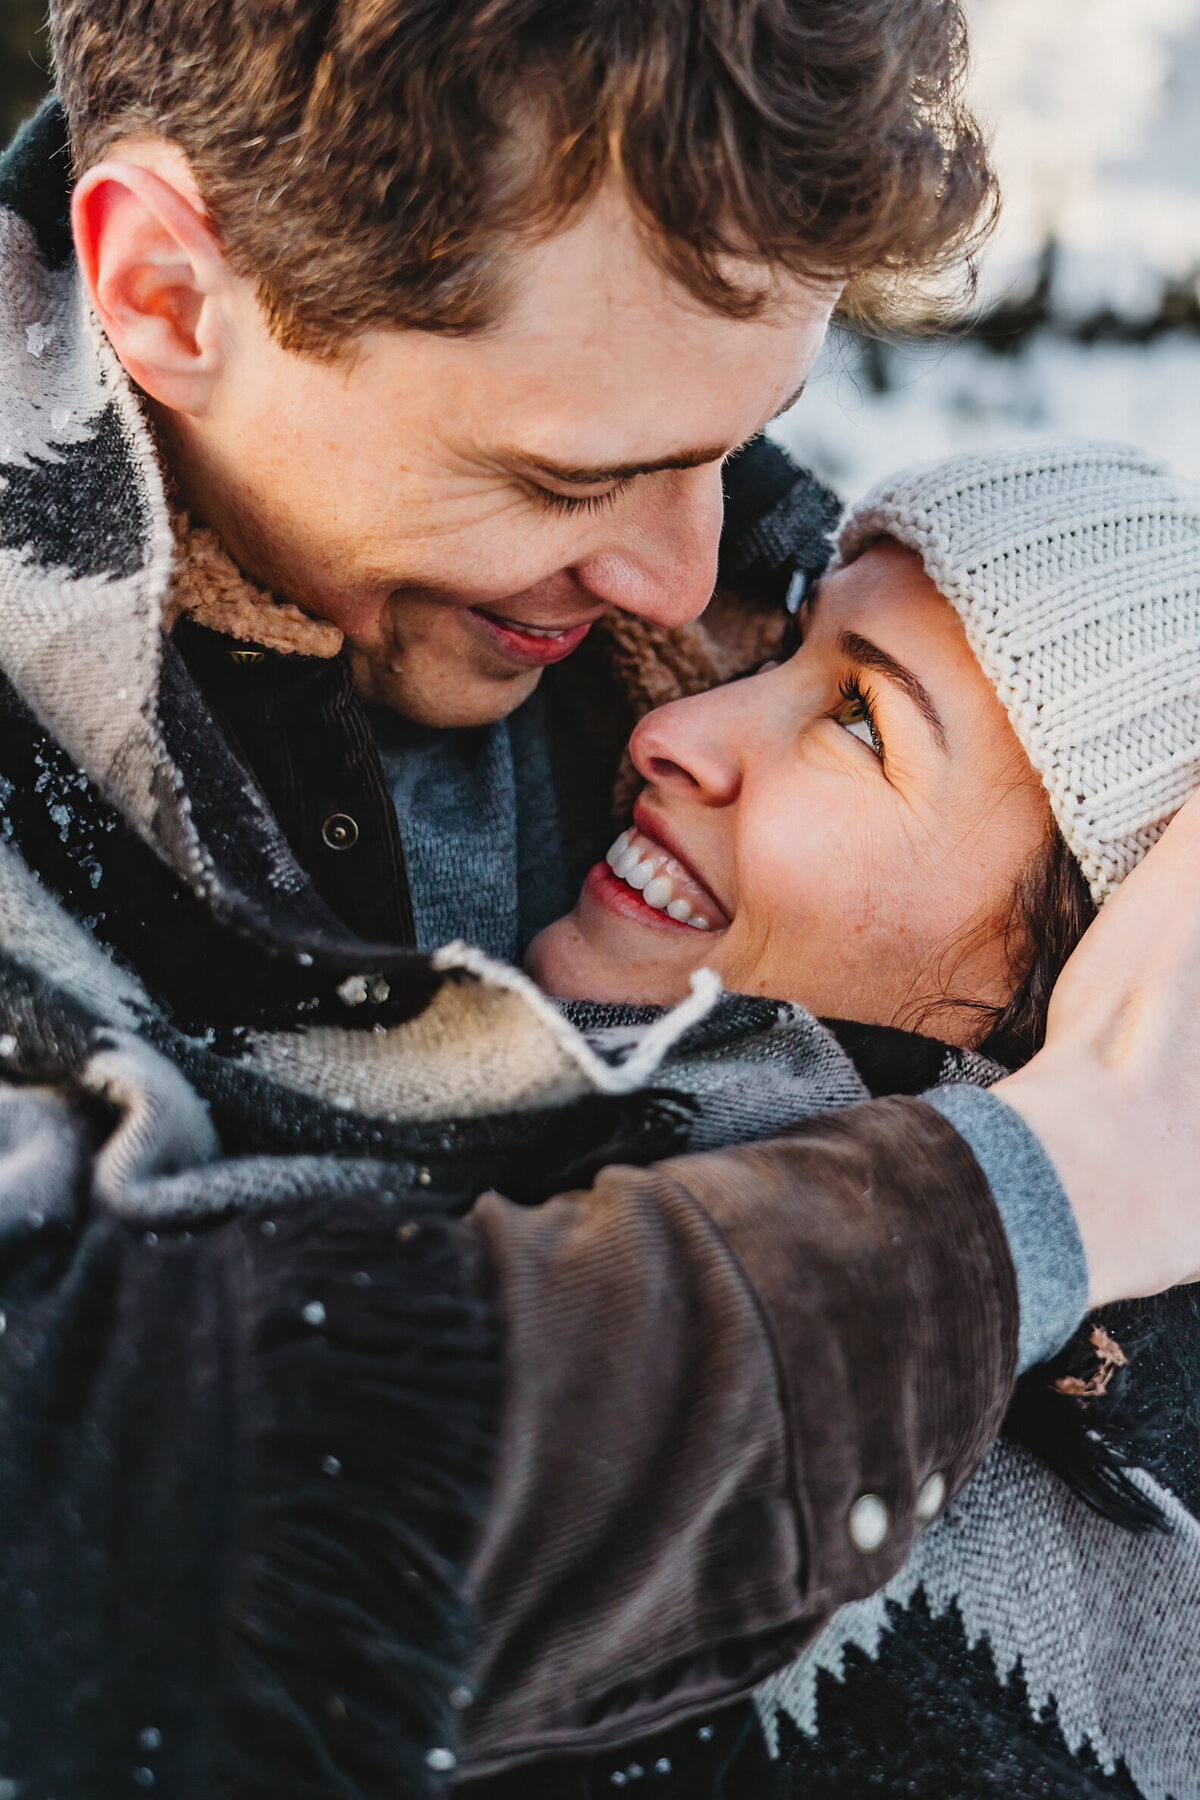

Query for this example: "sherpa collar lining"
[0,106,727,1122]
[165,512,344,659]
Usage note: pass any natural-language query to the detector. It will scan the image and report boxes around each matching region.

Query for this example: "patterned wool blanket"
[4,95,1199,1800]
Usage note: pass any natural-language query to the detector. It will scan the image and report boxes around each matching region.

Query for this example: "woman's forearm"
[995,786,1200,1310]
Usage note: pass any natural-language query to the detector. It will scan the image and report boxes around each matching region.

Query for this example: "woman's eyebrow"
[838,629,949,752]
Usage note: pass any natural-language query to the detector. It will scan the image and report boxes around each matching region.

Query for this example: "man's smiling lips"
[467,606,596,667]
[587,802,730,933]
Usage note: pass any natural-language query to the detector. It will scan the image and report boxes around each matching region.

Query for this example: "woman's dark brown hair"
[988,829,1167,1537]
[977,824,1098,1070]
[49,0,997,357]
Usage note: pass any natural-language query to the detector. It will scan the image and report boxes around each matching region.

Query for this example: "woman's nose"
[630,685,751,805]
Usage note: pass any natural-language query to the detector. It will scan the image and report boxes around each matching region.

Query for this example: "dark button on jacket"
[172,619,414,945]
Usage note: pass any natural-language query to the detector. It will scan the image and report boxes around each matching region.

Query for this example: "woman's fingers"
[995,789,1200,1307]
[1051,786,1200,1039]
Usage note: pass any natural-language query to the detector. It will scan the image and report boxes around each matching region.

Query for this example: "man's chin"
[347,646,543,727]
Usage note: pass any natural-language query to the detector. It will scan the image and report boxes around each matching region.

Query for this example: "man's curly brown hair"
[50,0,997,356]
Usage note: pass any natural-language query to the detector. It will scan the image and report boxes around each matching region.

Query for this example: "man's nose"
[573,464,724,629]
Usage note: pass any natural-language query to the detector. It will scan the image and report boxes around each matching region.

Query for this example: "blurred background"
[2,0,1198,496]
[1,1,47,148]
[772,0,1200,491]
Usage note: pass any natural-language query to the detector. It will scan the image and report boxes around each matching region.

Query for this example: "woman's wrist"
[925,1083,1087,1369]
[993,1053,1174,1312]
[994,789,1200,1313]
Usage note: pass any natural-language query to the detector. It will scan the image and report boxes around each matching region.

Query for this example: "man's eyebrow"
[517,445,731,486]
[511,382,807,488]
[838,628,950,753]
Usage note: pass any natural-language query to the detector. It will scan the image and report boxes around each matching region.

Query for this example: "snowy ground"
[771,0,1200,500]
[965,0,1200,318]
[772,329,1200,496]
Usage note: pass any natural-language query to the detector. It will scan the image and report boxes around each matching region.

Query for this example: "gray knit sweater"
[564,993,1200,1800]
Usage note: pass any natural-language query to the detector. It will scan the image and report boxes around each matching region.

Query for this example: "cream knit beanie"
[836,441,1200,904]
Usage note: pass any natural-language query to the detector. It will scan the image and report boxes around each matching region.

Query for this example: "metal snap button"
[321,812,359,851]
[848,1492,890,1553]
[228,647,265,665]
[916,1470,946,1523]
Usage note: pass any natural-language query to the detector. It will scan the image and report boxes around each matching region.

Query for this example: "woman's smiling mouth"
[590,811,730,931]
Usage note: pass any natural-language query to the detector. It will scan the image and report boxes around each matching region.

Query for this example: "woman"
[514,441,1200,1800]
[529,446,1163,1057]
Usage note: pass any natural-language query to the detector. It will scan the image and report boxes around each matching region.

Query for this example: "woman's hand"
[996,786,1200,1307]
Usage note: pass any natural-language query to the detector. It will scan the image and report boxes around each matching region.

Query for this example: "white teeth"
[487,614,573,639]
[602,825,723,930]
[606,830,632,870]
[503,620,566,638]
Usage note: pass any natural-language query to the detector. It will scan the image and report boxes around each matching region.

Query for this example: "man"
[1,3,1200,1795]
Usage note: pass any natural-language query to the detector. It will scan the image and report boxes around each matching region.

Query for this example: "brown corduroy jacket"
[169,504,1020,1773]
[0,103,1024,1795]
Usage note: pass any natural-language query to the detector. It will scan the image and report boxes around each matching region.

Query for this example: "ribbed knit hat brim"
[836,441,1200,904]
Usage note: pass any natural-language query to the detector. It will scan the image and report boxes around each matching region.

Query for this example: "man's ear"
[71,153,233,417]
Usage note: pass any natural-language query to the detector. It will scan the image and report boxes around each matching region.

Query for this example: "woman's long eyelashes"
[833,674,885,759]
[533,478,633,517]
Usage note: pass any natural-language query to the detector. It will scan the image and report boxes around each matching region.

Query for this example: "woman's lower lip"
[585,862,721,935]
[468,609,594,667]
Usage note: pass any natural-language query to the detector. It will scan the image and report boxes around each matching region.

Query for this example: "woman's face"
[526,540,1051,1039]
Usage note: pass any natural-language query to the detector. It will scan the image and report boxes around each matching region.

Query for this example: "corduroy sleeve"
[460,1095,1018,1774]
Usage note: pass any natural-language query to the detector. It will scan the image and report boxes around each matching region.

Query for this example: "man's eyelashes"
[532,479,633,516]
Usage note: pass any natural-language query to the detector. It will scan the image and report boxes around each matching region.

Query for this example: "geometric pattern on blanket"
[756,1439,1200,1800]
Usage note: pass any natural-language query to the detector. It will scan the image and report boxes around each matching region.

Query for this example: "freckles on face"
[531,542,1051,1037]
[703,740,931,1011]
[173,182,836,728]
[702,554,1049,1028]
[723,547,1050,1029]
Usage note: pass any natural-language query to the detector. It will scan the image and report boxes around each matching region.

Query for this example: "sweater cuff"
[925,1084,1088,1372]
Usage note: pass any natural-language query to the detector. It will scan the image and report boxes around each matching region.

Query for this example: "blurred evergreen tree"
[1,1,50,146]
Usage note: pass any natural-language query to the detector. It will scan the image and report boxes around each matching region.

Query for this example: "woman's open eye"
[833,676,884,759]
